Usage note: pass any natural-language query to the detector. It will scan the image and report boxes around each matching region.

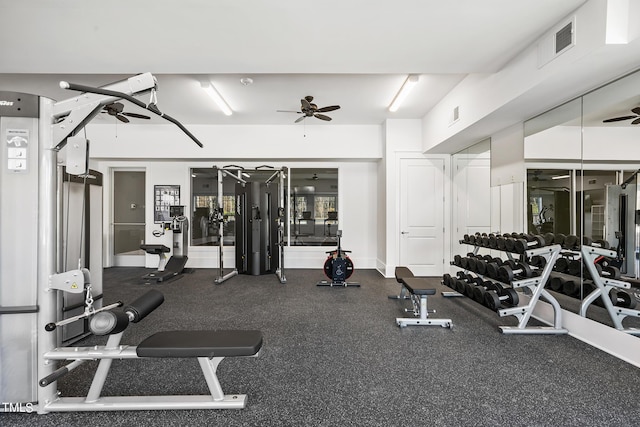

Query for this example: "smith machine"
[212,165,287,284]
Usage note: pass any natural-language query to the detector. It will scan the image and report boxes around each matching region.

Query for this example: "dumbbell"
[582,236,610,249]
[562,234,579,250]
[543,232,556,246]
[610,289,637,309]
[442,273,455,289]
[567,259,582,276]
[514,234,546,254]
[483,258,507,280]
[529,255,547,268]
[473,255,501,276]
[498,261,533,283]
[484,287,519,311]
[471,280,504,305]
[553,257,570,273]
[594,264,622,280]
[561,278,581,297]
[454,274,484,296]
[548,275,565,292]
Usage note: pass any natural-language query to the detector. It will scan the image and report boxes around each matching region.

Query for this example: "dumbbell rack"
[579,245,640,335]
[452,240,568,335]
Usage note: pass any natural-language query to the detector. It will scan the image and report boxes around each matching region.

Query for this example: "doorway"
[112,169,146,266]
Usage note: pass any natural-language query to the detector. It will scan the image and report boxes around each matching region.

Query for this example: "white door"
[399,158,445,276]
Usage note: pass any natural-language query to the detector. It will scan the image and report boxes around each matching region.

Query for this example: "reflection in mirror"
[452,139,491,258]
[525,69,640,333]
[527,169,572,236]
[289,168,338,246]
[190,168,236,246]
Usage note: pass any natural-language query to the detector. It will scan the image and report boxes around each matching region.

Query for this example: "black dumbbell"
[543,232,556,246]
[548,275,565,292]
[514,234,546,254]
[471,281,504,305]
[529,255,547,268]
[498,261,533,283]
[567,259,581,276]
[583,236,610,249]
[561,278,581,297]
[610,289,637,309]
[455,274,484,296]
[594,264,621,280]
[563,234,579,249]
[484,287,519,311]
[554,257,570,273]
[553,233,566,247]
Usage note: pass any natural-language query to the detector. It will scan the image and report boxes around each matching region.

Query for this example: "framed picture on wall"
[154,185,180,223]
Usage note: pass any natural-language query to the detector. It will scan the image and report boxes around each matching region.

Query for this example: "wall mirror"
[524,69,640,333]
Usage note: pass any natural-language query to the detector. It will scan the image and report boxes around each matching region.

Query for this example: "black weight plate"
[562,280,580,297]
[485,262,499,279]
[554,258,569,273]
[465,282,476,298]
[604,266,621,280]
[502,288,519,306]
[484,290,501,310]
[505,238,516,252]
[472,286,486,304]
[564,234,579,249]
[442,274,452,287]
[475,260,486,275]
[549,276,564,291]
[454,254,462,267]
[567,260,581,276]
[544,233,555,245]
[498,266,512,283]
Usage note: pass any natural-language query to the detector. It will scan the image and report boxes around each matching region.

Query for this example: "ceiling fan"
[602,107,640,125]
[102,102,151,123]
[277,96,340,123]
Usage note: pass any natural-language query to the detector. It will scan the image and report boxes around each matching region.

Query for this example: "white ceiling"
[0,0,587,126]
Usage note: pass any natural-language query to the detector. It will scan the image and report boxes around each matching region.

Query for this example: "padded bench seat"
[400,277,437,295]
[137,330,263,358]
[140,244,171,255]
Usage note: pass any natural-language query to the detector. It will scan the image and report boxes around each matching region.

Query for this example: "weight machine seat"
[140,244,171,255]
[400,277,437,296]
[137,330,263,358]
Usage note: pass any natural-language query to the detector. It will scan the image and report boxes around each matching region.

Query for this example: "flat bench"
[394,267,453,329]
[42,291,264,412]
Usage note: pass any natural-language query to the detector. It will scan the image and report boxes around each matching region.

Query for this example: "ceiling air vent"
[538,16,576,68]
[555,21,573,54]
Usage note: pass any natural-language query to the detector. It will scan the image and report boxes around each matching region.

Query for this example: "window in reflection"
[289,168,338,246]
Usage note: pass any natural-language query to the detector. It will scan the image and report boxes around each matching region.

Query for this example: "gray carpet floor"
[3,267,640,426]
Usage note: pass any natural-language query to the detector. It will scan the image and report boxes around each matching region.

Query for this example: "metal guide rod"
[214,168,238,284]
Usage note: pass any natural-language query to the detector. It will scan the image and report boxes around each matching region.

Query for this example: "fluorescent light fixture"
[551,174,571,180]
[202,82,233,116]
[388,75,419,112]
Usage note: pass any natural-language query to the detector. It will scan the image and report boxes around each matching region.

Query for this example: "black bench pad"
[395,267,414,283]
[137,330,263,358]
[140,244,171,254]
[400,278,436,296]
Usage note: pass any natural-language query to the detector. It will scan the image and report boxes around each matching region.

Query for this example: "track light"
[551,174,570,180]
[202,82,233,116]
[388,75,419,112]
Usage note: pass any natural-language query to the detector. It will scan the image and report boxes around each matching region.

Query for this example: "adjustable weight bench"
[394,267,453,328]
[40,290,264,412]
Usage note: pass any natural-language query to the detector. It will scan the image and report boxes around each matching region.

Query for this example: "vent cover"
[555,21,573,54]
[537,16,576,68]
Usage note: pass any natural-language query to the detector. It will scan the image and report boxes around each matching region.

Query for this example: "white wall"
[490,123,525,186]
[88,121,384,269]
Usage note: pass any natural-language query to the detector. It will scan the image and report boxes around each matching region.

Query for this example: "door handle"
[401,231,409,234]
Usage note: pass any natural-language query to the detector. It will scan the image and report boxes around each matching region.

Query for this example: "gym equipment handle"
[39,360,85,387]
[123,290,165,323]
[44,301,123,331]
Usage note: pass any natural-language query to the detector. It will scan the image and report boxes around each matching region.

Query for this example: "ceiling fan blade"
[301,98,311,110]
[295,116,306,123]
[603,115,636,123]
[632,107,640,115]
[632,117,640,125]
[122,112,151,119]
[116,114,130,123]
[316,105,340,113]
[277,110,302,113]
[314,113,332,121]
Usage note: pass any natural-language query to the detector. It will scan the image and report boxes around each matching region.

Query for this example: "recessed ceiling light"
[240,77,253,86]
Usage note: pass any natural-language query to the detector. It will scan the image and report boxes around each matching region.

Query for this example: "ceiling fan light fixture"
[388,75,419,112]
[202,81,233,116]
